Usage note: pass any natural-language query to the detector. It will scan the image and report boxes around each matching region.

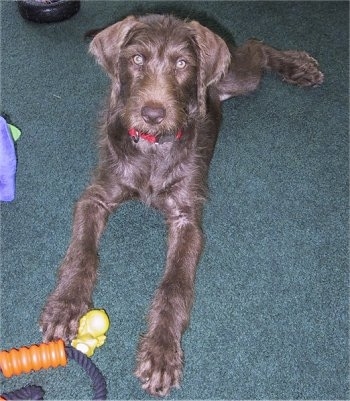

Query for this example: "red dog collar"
[128,128,183,144]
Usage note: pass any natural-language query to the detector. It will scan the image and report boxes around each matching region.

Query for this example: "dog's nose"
[141,106,166,125]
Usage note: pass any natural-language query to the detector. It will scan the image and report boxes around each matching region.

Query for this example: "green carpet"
[1,1,348,399]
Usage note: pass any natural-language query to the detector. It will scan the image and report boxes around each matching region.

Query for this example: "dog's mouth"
[128,127,183,144]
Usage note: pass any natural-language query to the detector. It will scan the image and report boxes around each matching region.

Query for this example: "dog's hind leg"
[216,39,324,100]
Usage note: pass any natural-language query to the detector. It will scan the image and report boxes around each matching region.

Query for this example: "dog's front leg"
[135,209,204,396]
[40,183,121,342]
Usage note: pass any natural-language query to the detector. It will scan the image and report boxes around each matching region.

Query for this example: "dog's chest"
[122,142,185,204]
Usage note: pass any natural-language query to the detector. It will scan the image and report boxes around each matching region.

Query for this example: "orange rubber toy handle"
[0,340,67,378]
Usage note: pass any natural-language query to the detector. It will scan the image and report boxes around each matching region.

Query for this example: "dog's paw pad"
[279,51,324,87]
[135,335,183,397]
[40,297,89,342]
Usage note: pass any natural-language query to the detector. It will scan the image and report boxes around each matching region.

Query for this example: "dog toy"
[0,116,21,202]
[71,309,110,357]
[0,340,107,400]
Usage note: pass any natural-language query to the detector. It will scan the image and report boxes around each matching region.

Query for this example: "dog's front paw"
[280,51,324,87]
[40,294,90,342]
[135,334,183,397]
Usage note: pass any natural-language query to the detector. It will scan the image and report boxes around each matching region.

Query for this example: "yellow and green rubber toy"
[71,309,110,357]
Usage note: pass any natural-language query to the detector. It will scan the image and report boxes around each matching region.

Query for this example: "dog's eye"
[176,59,187,69]
[133,54,144,66]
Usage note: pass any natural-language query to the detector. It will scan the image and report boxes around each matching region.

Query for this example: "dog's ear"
[188,21,231,113]
[89,16,139,77]
[188,21,231,87]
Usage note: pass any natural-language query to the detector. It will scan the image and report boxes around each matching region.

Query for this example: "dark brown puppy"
[40,14,323,396]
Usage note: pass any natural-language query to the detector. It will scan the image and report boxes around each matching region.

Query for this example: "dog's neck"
[128,128,183,144]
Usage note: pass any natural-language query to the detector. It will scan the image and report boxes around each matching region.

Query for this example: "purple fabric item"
[0,116,17,201]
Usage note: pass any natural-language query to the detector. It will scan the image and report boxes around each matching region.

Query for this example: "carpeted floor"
[1,1,348,399]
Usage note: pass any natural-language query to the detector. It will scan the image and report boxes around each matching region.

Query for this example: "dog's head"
[89,14,231,134]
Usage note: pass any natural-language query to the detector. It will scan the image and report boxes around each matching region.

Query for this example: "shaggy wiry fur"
[40,14,323,396]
